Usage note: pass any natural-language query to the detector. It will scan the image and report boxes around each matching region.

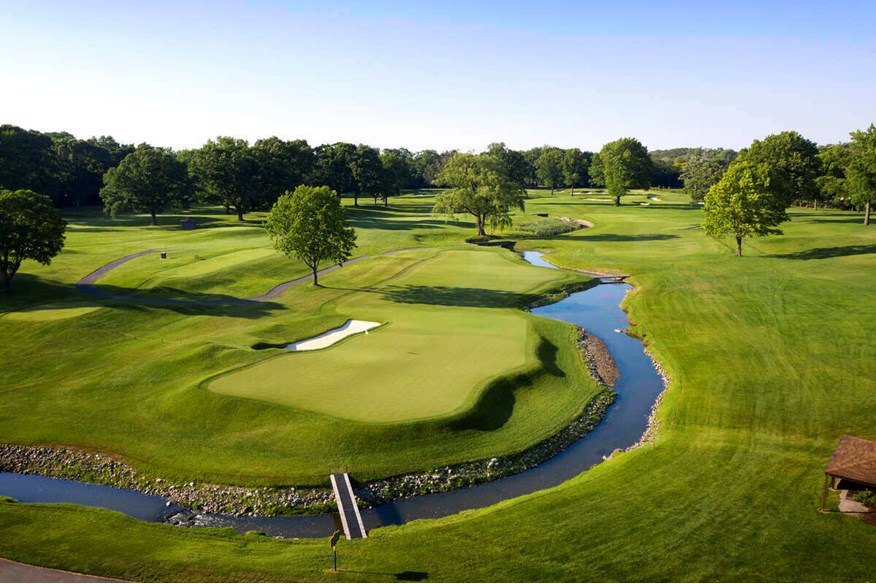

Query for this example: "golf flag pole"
[330,529,341,572]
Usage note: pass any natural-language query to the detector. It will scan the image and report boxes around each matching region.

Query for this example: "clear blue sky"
[1,0,874,152]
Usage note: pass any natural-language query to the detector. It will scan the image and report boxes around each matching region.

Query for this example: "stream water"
[1,251,664,538]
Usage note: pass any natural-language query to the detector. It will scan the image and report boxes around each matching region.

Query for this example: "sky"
[1,0,874,153]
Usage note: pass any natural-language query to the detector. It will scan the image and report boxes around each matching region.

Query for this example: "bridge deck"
[330,473,367,539]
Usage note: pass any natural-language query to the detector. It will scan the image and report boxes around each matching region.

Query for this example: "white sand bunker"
[286,320,381,351]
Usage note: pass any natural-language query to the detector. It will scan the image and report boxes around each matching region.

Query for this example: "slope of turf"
[210,250,564,422]
[0,202,594,483]
[2,191,874,581]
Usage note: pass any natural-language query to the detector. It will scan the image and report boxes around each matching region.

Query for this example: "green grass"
[210,250,567,423]
[1,191,875,581]
[0,197,593,484]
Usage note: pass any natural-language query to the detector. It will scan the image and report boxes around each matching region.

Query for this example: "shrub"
[852,489,876,509]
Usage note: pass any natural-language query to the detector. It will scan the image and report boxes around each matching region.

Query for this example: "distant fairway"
[209,250,548,422]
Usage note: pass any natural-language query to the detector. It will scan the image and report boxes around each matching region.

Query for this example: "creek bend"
[0,251,665,538]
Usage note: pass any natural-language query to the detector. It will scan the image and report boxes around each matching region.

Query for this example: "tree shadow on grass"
[380,285,534,309]
[448,339,564,432]
[770,243,876,261]
[76,283,284,318]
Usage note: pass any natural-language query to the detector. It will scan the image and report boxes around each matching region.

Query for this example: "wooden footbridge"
[330,473,367,539]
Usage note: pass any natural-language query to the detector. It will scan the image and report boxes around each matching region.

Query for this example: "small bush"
[852,489,876,508]
[518,219,579,238]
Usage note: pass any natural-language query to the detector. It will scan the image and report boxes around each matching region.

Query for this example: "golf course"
[1,190,874,581]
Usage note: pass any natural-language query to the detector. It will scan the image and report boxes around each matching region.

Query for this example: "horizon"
[2,0,874,153]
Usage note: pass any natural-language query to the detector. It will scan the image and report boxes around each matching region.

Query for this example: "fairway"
[0,302,103,321]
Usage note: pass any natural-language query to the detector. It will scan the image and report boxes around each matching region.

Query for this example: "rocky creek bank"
[1,328,619,519]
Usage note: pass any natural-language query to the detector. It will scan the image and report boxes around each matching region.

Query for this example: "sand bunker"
[286,320,381,351]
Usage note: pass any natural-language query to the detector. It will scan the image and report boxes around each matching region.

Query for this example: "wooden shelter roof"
[825,435,876,487]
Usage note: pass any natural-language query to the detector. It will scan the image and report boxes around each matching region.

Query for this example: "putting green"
[209,248,563,423]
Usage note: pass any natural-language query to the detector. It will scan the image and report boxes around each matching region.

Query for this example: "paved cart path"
[75,248,421,304]
[0,558,123,583]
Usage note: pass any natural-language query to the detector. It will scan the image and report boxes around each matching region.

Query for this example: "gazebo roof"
[825,435,876,487]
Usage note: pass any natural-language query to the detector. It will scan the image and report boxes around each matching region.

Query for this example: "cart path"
[0,557,123,583]
[75,248,420,304]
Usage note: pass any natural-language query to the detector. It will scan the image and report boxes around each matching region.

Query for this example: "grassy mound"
[210,250,563,423]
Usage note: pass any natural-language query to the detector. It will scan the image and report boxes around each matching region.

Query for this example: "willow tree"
[265,185,357,286]
[702,161,789,256]
[433,152,525,237]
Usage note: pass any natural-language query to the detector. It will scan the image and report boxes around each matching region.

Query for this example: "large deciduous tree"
[189,137,261,221]
[816,143,850,209]
[265,185,357,286]
[562,148,590,195]
[736,131,819,206]
[486,143,529,188]
[847,124,876,226]
[349,144,383,207]
[702,161,789,256]
[433,152,525,237]
[680,148,737,202]
[535,147,565,194]
[313,142,356,200]
[252,136,314,206]
[100,144,192,225]
[0,189,66,291]
[599,138,653,206]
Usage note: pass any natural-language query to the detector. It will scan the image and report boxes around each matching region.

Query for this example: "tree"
[589,153,605,187]
[486,143,529,188]
[736,131,819,206]
[599,138,653,206]
[561,148,590,195]
[264,185,357,286]
[680,149,737,202]
[535,147,565,193]
[0,125,60,201]
[313,142,356,201]
[100,144,192,225]
[0,189,66,291]
[189,137,261,220]
[349,145,383,207]
[702,161,789,256]
[847,124,876,226]
[433,152,525,237]
[379,149,413,205]
[252,137,314,207]
[816,143,850,209]
[522,147,543,188]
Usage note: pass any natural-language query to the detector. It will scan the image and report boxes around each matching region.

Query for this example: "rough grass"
[1,191,875,581]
